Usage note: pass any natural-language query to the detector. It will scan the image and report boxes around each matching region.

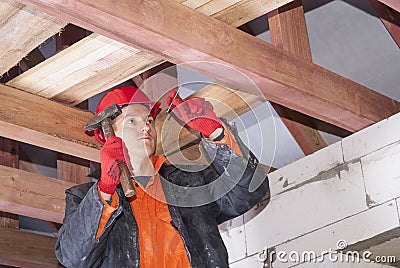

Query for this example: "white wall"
[220,112,400,267]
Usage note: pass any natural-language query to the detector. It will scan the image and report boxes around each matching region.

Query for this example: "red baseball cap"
[94,86,161,144]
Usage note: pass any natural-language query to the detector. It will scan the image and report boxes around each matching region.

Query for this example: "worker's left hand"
[166,90,222,138]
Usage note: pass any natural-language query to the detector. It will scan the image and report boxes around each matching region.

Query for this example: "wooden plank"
[268,0,328,155]
[378,0,400,13]
[370,0,400,48]
[55,27,91,184]
[0,164,74,223]
[0,227,61,267]
[196,0,242,16]
[9,0,289,106]
[212,0,293,27]
[8,34,164,106]
[18,0,400,132]
[0,137,19,229]
[0,0,66,75]
[0,84,100,162]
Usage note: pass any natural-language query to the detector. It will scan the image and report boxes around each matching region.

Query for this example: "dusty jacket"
[55,122,270,268]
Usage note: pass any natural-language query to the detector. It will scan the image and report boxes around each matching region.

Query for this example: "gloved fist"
[99,136,126,194]
[166,90,222,137]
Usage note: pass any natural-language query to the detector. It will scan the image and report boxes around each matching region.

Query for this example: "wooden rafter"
[0,0,66,75]
[0,227,60,267]
[9,0,291,106]
[0,137,19,229]
[370,0,400,48]
[0,84,99,162]
[0,164,74,223]
[17,0,400,132]
[268,0,328,155]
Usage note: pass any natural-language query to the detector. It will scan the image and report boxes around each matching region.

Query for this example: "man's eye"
[147,118,154,124]
[127,119,135,124]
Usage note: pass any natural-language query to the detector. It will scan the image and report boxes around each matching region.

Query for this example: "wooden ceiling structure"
[0,0,399,266]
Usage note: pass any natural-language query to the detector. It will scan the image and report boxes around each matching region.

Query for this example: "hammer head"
[84,103,122,131]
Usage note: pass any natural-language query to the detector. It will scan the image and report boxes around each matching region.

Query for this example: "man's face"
[112,104,157,158]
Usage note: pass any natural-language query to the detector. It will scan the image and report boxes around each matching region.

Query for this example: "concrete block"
[271,201,399,268]
[219,216,246,263]
[342,112,400,162]
[268,141,344,197]
[362,142,400,207]
[245,162,368,256]
[230,255,263,268]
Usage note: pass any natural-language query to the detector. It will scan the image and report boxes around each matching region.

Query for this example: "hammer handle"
[101,119,136,198]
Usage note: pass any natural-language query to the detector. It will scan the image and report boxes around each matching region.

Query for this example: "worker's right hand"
[99,136,126,194]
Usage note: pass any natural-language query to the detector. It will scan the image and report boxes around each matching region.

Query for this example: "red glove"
[166,90,222,137]
[99,136,126,194]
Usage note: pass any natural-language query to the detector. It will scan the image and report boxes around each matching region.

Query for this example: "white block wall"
[219,112,400,267]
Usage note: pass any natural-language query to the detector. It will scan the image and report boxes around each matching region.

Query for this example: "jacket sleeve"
[54,182,123,267]
[201,118,270,224]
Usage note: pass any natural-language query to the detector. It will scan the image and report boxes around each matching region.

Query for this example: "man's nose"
[141,121,151,132]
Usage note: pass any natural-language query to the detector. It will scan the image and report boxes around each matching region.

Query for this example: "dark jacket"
[55,122,269,268]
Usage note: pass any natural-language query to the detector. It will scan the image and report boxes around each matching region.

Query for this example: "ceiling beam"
[370,0,400,48]
[0,0,66,75]
[0,137,19,229]
[0,84,100,162]
[377,0,400,13]
[0,227,60,267]
[18,0,400,132]
[9,0,290,107]
[0,164,74,223]
[268,0,328,155]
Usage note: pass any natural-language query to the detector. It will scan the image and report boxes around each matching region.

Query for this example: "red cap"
[94,86,161,144]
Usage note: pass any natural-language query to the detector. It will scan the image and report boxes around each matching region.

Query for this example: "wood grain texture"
[18,0,399,132]
[0,164,74,223]
[0,0,66,75]
[0,84,100,162]
[9,0,289,106]
[0,227,61,267]
[370,0,400,48]
[268,0,328,155]
[212,0,293,27]
[0,137,19,229]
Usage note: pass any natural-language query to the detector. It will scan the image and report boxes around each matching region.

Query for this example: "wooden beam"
[370,0,400,48]
[0,165,74,223]
[377,0,400,13]
[0,0,66,75]
[18,0,400,132]
[0,227,61,267]
[9,0,292,107]
[268,0,328,155]
[0,137,19,229]
[0,84,100,162]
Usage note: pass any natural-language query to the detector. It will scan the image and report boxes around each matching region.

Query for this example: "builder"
[55,86,269,267]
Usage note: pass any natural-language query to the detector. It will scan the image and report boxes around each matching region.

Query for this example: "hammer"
[85,104,136,197]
